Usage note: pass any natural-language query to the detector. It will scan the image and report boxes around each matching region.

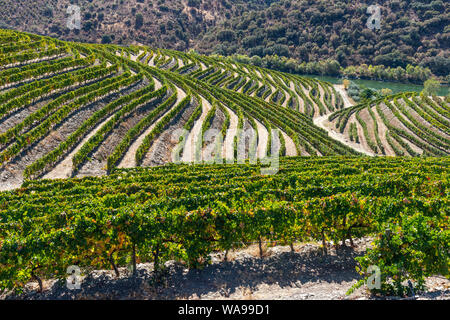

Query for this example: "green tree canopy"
[422,78,441,96]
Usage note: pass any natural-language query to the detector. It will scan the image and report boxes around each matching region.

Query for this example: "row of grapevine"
[106,90,178,172]
[71,84,167,172]
[0,156,447,294]
[23,81,159,178]
[328,91,449,157]
[0,73,139,165]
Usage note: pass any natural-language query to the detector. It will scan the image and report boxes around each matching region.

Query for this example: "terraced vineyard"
[1,29,449,192]
[0,29,449,297]
[0,29,366,191]
[326,92,450,157]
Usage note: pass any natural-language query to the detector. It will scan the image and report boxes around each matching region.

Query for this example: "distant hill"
[0,0,448,77]
[0,0,274,50]
[197,0,449,77]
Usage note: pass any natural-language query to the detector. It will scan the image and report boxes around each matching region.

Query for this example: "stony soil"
[181,96,213,163]
[142,99,196,167]
[0,80,145,190]
[3,238,448,301]
[202,107,225,161]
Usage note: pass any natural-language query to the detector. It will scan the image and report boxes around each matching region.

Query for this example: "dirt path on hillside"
[254,118,268,159]
[313,115,375,156]
[334,85,354,108]
[181,96,213,163]
[280,130,297,157]
[222,105,239,161]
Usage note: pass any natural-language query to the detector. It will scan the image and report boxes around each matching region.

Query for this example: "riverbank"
[301,74,449,96]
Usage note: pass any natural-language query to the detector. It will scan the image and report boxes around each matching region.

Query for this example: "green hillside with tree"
[0,0,448,82]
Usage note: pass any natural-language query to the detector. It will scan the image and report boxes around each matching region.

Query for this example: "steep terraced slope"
[0,29,361,191]
[328,92,450,156]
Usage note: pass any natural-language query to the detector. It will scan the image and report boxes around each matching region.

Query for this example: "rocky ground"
[142,99,196,167]
[2,238,448,300]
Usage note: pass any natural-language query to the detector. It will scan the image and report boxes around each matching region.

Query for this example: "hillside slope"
[0,0,274,50]
[0,30,448,300]
[0,0,448,77]
[0,29,449,192]
[197,0,450,77]
[0,29,361,191]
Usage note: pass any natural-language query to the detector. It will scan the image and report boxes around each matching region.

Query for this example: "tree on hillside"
[217,30,236,42]
[381,88,393,96]
[101,35,112,44]
[360,87,380,101]
[135,14,144,29]
[422,78,440,96]
[343,79,350,90]
[323,59,341,76]
[347,81,360,102]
